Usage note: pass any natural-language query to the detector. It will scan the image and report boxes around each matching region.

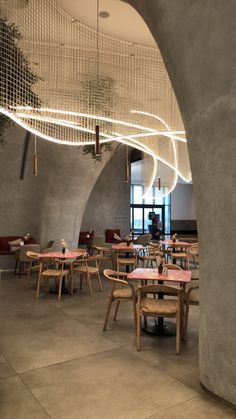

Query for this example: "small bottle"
[62,247,66,254]
[158,262,163,274]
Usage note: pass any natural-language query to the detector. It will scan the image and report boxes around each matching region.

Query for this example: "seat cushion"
[8,238,22,252]
[117,257,136,265]
[141,298,178,315]
[78,231,94,245]
[42,269,70,277]
[172,252,187,258]
[113,287,134,299]
[74,266,98,274]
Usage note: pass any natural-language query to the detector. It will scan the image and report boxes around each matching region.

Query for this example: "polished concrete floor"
[0,269,234,419]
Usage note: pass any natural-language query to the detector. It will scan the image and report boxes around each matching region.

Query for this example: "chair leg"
[79,274,84,289]
[69,267,73,295]
[103,295,113,331]
[136,313,141,351]
[24,262,33,289]
[176,314,181,354]
[183,302,190,340]
[113,300,120,321]
[97,271,102,292]
[58,276,63,301]
[132,298,137,333]
[14,261,18,274]
[87,272,93,296]
[19,262,22,278]
[36,273,41,298]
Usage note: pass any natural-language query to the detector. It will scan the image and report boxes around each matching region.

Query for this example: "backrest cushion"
[8,238,22,252]
[105,229,121,243]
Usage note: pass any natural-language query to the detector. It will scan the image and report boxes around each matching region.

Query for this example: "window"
[130,184,170,236]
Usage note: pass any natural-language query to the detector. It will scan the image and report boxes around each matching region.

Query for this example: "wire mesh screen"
[0,0,191,185]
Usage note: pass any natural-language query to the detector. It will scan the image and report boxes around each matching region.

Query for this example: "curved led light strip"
[132,110,179,197]
[12,106,187,142]
[3,105,191,188]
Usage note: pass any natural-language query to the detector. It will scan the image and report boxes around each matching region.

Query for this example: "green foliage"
[83,142,113,162]
[0,114,13,146]
[0,18,42,146]
[80,75,116,161]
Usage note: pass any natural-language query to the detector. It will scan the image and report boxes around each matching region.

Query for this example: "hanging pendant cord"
[95,0,100,157]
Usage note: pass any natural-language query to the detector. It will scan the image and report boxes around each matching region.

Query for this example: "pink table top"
[39,250,85,259]
[161,240,191,247]
[112,244,143,251]
[127,268,191,283]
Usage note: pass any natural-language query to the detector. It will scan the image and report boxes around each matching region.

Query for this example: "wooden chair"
[14,244,41,277]
[26,250,41,286]
[184,280,199,339]
[170,247,189,269]
[93,245,112,268]
[116,247,138,272]
[187,243,199,268]
[36,258,72,301]
[135,233,152,246]
[163,263,182,271]
[103,269,137,332]
[138,244,162,268]
[40,240,55,252]
[136,284,183,354]
[73,255,102,296]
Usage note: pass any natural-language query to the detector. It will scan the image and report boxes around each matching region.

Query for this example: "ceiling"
[56,0,156,48]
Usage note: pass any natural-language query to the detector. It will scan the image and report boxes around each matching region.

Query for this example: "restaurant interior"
[0,0,235,418]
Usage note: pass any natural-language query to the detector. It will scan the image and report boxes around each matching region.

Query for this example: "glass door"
[130,205,165,236]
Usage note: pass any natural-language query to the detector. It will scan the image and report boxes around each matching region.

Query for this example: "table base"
[142,319,176,336]
[49,287,77,295]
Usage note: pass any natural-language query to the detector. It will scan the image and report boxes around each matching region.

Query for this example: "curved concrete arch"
[123,0,236,407]
[0,125,114,250]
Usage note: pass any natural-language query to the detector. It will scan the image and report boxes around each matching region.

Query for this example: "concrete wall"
[0,125,114,257]
[81,146,130,239]
[171,183,196,220]
[124,0,236,406]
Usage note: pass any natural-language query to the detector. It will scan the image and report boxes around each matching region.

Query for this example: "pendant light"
[94,0,100,157]
[34,134,38,176]
[125,145,129,182]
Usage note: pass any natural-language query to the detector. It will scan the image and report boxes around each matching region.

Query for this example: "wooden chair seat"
[74,265,98,275]
[112,287,135,299]
[141,298,178,315]
[41,268,70,277]
[117,257,137,265]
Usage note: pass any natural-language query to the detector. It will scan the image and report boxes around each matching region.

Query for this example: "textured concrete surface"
[123,0,236,406]
[81,145,130,238]
[0,270,234,419]
[0,126,127,253]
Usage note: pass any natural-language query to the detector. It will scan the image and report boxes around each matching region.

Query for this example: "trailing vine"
[0,18,41,146]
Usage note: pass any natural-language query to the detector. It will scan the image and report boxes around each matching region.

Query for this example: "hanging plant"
[0,17,42,146]
[80,75,116,161]
[82,142,113,162]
